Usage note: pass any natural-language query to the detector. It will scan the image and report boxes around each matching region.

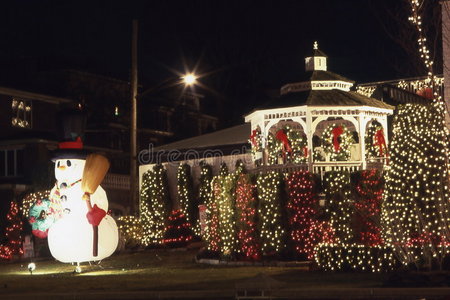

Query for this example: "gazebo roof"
[257,89,394,111]
[297,70,354,83]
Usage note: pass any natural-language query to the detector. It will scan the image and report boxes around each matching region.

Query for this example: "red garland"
[331,126,344,152]
[374,129,387,156]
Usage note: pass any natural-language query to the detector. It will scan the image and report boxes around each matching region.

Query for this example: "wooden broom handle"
[83,192,98,257]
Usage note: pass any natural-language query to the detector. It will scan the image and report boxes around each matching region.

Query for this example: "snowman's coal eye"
[66,160,71,167]
[57,161,60,168]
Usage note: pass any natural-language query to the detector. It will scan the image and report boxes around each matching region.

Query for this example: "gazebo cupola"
[305,41,327,71]
[245,42,394,176]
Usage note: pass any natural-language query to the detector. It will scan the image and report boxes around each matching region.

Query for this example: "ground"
[1,249,450,299]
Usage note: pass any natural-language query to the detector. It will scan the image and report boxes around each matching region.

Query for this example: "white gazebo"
[245,42,394,176]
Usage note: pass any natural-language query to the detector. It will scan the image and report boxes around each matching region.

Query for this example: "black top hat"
[51,110,89,161]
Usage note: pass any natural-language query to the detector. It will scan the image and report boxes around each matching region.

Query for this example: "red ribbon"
[416,87,433,100]
[331,126,344,152]
[275,129,292,158]
[374,129,386,156]
[303,146,308,158]
[250,130,258,147]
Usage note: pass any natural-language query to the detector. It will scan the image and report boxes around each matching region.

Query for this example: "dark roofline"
[0,86,75,104]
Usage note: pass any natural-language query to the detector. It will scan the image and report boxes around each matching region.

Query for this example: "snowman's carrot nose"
[58,165,66,170]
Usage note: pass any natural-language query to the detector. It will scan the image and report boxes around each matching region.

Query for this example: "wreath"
[321,123,355,161]
[249,128,262,160]
[28,198,55,238]
[365,121,387,158]
[267,126,307,164]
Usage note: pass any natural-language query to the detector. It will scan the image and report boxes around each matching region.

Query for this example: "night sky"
[0,0,436,124]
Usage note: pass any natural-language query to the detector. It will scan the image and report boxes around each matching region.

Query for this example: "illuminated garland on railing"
[256,171,285,255]
[140,165,170,245]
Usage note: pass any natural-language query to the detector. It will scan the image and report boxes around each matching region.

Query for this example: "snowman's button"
[60,195,67,202]
[59,182,67,189]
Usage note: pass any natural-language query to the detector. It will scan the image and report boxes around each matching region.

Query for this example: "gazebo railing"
[312,161,363,180]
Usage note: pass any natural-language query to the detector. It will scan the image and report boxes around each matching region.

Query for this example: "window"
[11,98,32,128]
[0,149,24,177]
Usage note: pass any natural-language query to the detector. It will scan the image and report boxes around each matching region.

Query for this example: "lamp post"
[129,20,198,215]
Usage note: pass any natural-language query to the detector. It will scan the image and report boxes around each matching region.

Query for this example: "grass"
[0,249,387,297]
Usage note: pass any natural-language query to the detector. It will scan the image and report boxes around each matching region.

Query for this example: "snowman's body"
[47,158,118,263]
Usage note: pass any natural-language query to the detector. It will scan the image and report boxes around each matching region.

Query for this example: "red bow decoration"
[416,87,433,100]
[275,129,292,155]
[303,146,308,158]
[374,128,387,156]
[331,126,344,152]
[250,129,258,147]
[86,204,106,226]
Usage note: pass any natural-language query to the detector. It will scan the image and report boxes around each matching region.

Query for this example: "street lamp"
[182,73,197,86]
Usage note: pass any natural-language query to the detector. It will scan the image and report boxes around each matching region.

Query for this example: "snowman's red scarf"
[48,179,82,220]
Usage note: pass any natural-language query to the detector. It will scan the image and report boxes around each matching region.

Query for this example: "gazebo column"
[358,114,367,170]
[306,110,314,173]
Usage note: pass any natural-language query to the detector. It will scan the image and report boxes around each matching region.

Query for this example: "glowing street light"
[182,73,197,86]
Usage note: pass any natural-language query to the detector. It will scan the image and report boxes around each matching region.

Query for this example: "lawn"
[0,249,388,299]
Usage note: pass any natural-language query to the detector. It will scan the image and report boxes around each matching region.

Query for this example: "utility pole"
[130,19,138,215]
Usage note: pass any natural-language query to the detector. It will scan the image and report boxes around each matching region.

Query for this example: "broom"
[81,153,110,257]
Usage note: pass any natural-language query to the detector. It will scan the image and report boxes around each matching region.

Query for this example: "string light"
[117,215,143,248]
[177,164,194,225]
[256,171,285,255]
[163,210,193,247]
[235,172,260,260]
[321,124,355,161]
[0,201,23,260]
[140,164,170,246]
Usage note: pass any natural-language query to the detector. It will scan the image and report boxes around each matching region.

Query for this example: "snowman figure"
[48,138,118,264]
